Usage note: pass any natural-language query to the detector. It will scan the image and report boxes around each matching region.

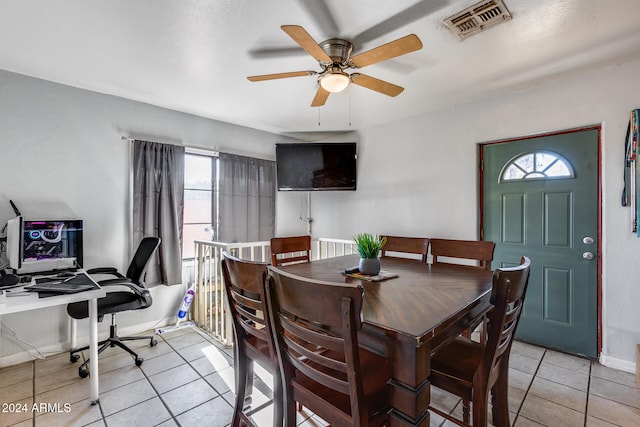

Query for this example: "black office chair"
[67,236,161,378]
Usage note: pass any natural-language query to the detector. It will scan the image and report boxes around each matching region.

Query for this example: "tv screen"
[276,142,357,191]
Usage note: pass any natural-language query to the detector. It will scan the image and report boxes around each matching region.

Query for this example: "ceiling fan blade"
[311,87,330,107]
[353,0,449,46]
[248,46,306,59]
[296,0,339,35]
[350,34,423,68]
[351,74,404,97]
[247,71,315,82]
[281,25,332,63]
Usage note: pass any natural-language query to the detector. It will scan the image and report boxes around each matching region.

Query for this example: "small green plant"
[353,233,387,259]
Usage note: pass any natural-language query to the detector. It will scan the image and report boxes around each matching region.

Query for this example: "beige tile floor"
[1,327,639,427]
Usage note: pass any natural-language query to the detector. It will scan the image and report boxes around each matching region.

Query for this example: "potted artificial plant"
[354,233,387,275]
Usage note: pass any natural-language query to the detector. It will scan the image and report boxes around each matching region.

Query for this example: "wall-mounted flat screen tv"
[276,142,357,191]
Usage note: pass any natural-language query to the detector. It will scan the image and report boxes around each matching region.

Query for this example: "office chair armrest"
[86,267,126,279]
[99,278,152,305]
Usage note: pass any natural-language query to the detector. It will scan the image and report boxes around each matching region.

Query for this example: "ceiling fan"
[247,25,423,107]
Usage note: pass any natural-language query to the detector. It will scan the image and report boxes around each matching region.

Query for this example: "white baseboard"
[599,354,636,374]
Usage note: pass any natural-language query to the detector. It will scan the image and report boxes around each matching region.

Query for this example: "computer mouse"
[0,272,20,287]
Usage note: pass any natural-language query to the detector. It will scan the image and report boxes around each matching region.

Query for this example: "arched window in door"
[499,151,574,182]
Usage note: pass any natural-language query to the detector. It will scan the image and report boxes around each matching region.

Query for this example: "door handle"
[582,252,595,260]
[582,236,594,244]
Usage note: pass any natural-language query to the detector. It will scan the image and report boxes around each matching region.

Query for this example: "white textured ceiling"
[1,0,640,135]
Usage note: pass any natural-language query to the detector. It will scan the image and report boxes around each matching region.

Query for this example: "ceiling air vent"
[444,0,512,40]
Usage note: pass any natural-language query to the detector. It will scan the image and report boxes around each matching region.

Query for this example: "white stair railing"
[192,237,355,346]
[314,237,357,259]
[192,240,270,346]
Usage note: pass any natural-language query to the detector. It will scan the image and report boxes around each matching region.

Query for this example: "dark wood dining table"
[278,253,493,427]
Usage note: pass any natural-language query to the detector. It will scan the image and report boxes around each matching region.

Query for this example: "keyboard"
[25,273,98,294]
[25,282,97,293]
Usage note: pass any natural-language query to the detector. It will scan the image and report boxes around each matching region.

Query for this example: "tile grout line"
[512,348,546,426]
[97,328,231,426]
[583,361,592,427]
[74,347,119,427]
[131,372,179,427]
[133,331,228,426]
[76,334,178,426]
[126,334,185,427]
[84,350,108,427]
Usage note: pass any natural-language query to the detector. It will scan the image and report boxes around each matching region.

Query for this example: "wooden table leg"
[383,335,432,427]
[359,327,431,426]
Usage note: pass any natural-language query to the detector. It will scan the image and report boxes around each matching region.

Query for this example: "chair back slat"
[280,314,345,353]
[271,235,312,266]
[221,251,283,427]
[380,236,430,262]
[230,289,263,313]
[284,329,350,395]
[282,330,347,374]
[267,266,384,426]
[430,238,496,270]
[481,257,531,386]
[222,255,271,344]
[233,301,264,328]
[494,300,520,360]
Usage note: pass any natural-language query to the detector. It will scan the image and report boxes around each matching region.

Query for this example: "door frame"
[478,125,603,356]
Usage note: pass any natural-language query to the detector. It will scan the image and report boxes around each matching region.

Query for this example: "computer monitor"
[6,217,83,274]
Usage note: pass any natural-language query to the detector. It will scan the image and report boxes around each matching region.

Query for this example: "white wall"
[0,69,295,364]
[276,58,640,369]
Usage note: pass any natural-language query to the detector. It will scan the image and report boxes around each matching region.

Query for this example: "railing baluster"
[190,237,353,346]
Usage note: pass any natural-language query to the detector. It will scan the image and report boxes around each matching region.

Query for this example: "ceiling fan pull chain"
[318,106,321,126]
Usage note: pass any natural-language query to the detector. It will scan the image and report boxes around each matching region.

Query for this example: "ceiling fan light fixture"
[320,71,350,93]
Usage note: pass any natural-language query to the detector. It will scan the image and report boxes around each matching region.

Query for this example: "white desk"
[0,273,106,404]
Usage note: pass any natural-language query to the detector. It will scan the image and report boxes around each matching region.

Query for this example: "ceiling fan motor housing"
[319,38,353,66]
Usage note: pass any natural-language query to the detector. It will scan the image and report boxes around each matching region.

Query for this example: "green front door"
[482,128,599,357]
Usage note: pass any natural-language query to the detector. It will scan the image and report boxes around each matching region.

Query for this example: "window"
[500,151,574,182]
[182,153,217,259]
[181,151,276,261]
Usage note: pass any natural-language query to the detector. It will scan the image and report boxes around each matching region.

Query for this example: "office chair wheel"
[150,338,157,347]
[70,354,80,363]
[135,357,144,366]
[79,367,89,378]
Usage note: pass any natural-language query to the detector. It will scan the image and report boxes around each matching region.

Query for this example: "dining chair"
[265,266,390,427]
[380,235,430,262]
[430,238,496,270]
[270,235,312,266]
[430,238,496,343]
[428,256,531,427]
[221,252,282,427]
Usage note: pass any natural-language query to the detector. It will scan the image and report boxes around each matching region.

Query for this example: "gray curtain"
[132,140,185,285]
[216,152,275,243]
